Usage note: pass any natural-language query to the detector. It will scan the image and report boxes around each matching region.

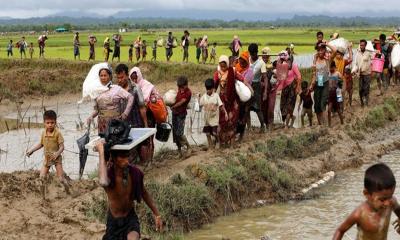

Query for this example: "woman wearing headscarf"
[200,35,209,64]
[103,37,111,62]
[126,67,158,164]
[235,51,254,141]
[86,65,133,135]
[230,35,242,57]
[278,51,302,128]
[134,36,142,62]
[214,55,244,147]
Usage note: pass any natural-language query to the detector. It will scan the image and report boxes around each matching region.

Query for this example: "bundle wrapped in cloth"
[392,44,400,69]
[78,62,110,103]
[329,38,350,53]
[163,89,177,106]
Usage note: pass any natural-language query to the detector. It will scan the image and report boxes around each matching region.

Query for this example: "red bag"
[148,97,168,124]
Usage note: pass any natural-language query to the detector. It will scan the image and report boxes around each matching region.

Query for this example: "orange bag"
[148,98,168,124]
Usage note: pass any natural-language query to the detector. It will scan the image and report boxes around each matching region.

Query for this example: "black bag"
[103,119,131,161]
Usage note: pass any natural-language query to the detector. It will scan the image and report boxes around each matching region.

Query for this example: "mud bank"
[2,92,400,239]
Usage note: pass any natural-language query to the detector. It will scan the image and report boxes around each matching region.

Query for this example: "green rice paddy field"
[0,28,394,63]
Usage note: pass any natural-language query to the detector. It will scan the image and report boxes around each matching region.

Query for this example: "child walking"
[328,61,344,127]
[29,42,34,59]
[7,40,13,57]
[171,76,192,158]
[209,42,217,64]
[298,81,313,127]
[200,78,228,150]
[26,110,70,199]
[333,163,400,240]
[343,67,353,107]
[128,44,133,62]
[142,40,147,61]
[151,40,157,61]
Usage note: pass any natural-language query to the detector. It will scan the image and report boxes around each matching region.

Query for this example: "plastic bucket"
[155,122,172,142]
[372,57,384,73]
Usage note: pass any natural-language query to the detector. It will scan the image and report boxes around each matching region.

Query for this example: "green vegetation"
[0,59,214,100]
[84,194,108,223]
[0,28,393,63]
[254,130,330,160]
[347,96,400,140]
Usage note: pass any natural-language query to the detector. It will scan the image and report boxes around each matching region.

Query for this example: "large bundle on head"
[392,44,400,69]
[163,89,177,106]
[78,62,110,103]
[329,38,350,53]
[157,38,164,47]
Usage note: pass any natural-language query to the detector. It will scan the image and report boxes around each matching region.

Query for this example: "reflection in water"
[187,151,400,240]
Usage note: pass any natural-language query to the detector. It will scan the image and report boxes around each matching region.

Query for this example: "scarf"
[129,67,156,102]
[235,51,250,74]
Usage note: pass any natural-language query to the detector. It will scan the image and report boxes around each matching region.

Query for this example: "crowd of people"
[22,29,400,239]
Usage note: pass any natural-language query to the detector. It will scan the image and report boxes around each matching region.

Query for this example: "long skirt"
[280,81,297,122]
[219,101,239,144]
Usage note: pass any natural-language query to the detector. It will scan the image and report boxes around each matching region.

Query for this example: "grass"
[141,178,214,232]
[84,194,108,223]
[0,59,214,100]
[254,129,330,160]
[0,27,393,63]
[346,96,400,140]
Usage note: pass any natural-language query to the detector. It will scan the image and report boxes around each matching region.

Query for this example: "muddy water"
[0,96,292,178]
[186,151,400,240]
[0,82,311,179]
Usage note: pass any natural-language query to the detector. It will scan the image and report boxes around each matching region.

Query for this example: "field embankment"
[1,78,400,239]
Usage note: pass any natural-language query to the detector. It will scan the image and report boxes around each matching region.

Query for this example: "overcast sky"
[0,0,398,18]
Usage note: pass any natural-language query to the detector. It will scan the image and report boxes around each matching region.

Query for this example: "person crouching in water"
[200,78,228,150]
[26,110,70,199]
[333,163,400,240]
[95,140,162,240]
[170,76,192,158]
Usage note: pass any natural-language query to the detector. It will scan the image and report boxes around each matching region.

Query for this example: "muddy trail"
[1,60,400,238]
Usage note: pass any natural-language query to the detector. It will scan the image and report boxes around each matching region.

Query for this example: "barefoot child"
[328,61,344,127]
[333,163,400,240]
[171,76,192,158]
[128,44,133,62]
[200,78,228,149]
[298,81,313,127]
[343,67,353,107]
[29,42,34,59]
[209,42,217,64]
[151,40,157,61]
[95,140,162,240]
[26,110,70,199]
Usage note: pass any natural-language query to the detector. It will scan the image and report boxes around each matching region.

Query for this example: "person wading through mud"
[94,139,162,240]
[248,43,267,132]
[86,65,133,136]
[310,40,337,125]
[26,110,71,200]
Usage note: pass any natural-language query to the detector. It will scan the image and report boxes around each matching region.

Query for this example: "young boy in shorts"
[171,76,192,158]
[333,163,400,240]
[95,140,162,240]
[200,78,228,149]
[26,110,70,199]
[343,67,353,107]
[298,81,313,127]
